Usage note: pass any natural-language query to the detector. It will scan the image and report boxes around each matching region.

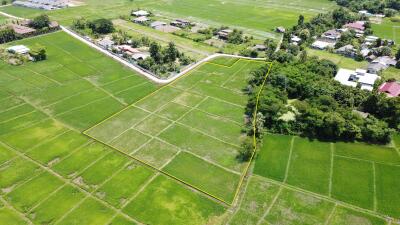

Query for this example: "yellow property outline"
[83,57,272,206]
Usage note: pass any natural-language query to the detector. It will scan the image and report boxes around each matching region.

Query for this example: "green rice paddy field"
[0,0,336,37]
[1,30,399,225]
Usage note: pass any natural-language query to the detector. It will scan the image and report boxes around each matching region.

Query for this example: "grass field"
[0,0,336,38]
[254,133,400,220]
[228,175,388,225]
[372,18,400,44]
[86,57,268,204]
[0,31,230,224]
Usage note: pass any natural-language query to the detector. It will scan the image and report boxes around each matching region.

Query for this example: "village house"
[116,45,141,56]
[321,29,341,41]
[133,16,150,24]
[131,52,150,61]
[336,44,356,58]
[367,56,397,74]
[150,21,167,29]
[252,44,267,51]
[7,45,30,54]
[276,26,286,33]
[343,21,365,34]
[8,24,36,36]
[97,37,114,50]
[311,40,335,50]
[13,0,69,10]
[217,29,233,40]
[170,19,192,28]
[378,82,400,97]
[334,68,380,91]
[132,10,149,17]
[290,35,301,45]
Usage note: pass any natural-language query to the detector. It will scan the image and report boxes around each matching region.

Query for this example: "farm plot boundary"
[83,57,272,206]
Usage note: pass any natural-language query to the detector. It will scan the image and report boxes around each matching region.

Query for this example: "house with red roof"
[378,82,400,97]
[344,21,365,33]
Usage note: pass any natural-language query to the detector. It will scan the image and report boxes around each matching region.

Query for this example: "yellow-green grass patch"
[52,142,110,177]
[329,206,387,225]
[6,172,64,213]
[123,175,225,225]
[57,197,115,225]
[163,152,240,203]
[97,163,154,208]
[0,158,42,190]
[132,139,179,169]
[0,144,16,165]
[0,208,27,225]
[30,185,85,224]
[158,124,242,171]
[265,188,335,224]
[77,152,129,191]
[196,97,244,124]
[27,130,89,165]
[238,175,281,217]
[109,215,137,225]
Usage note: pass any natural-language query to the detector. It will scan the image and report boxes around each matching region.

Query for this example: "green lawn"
[307,48,369,70]
[372,18,400,44]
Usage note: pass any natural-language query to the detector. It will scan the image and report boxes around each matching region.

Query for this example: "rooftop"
[378,82,400,97]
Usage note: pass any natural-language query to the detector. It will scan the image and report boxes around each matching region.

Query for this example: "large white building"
[334,68,380,91]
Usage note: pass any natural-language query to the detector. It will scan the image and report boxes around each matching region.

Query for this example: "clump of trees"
[244,56,398,144]
[29,14,50,29]
[138,42,193,76]
[72,17,115,35]
[0,27,16,44]
[335,0,399,15]
[30,44,46,61]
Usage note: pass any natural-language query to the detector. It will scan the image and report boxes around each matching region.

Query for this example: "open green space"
[372,18,400,44]
[0,31,230,224]
[122,175,225,225]
[254,134,400,219]
[0,0,336,38]
[86,58,267,204]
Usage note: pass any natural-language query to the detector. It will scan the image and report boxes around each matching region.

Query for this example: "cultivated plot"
[0,32,227,225]
[254,133,400,220]
[1,31,158,131]
[228,175,388,225]
[86,57,269,204]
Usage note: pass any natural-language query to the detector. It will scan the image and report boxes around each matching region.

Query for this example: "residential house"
[334,68,380,91]
[116,45,140,56]
[150,21,167,29]
[311,40,334,50]
[322,29,341,41]
[344,21,365,33]
[378,82,400,97]
[367,56,397,74]
[252,44,267,51]
[13,0,69,10]
[170,19,192,28]
[97,38,114,50]
[7,45,30,54]
[276,26,286,33]
[9,24,36,36]
[132,53,150,61]
[336,44,356,58]
[217,29,233,40]
[133,16,150,24]
[132,10,149,17]
[291,35,301,45]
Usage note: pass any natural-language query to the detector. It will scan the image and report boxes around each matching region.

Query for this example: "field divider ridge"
[82,58,272,207]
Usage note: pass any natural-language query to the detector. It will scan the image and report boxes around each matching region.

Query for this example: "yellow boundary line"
[82,57,272,206]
